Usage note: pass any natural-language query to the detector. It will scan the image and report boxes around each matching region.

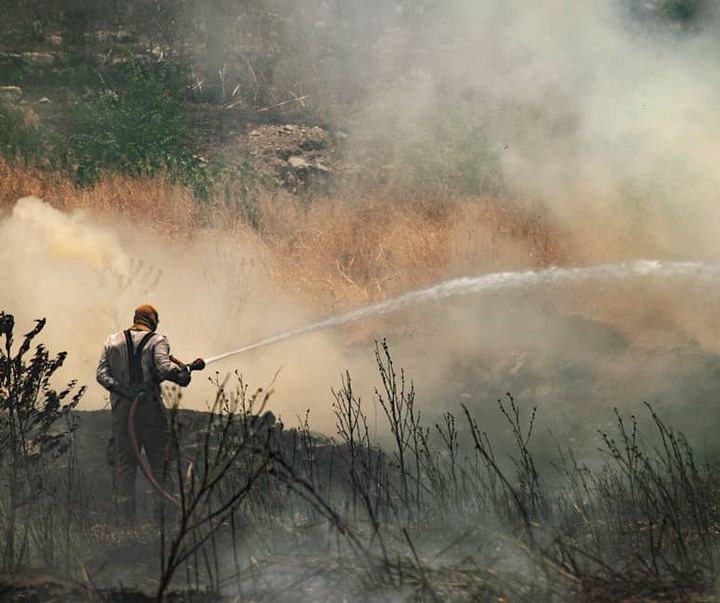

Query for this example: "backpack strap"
[124,330,155,385]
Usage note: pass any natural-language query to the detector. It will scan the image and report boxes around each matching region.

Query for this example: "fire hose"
[126,318,351,508]
[128,357,206,509]
[125,310,365,507]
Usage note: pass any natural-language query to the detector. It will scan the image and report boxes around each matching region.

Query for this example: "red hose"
[128,396,181,508]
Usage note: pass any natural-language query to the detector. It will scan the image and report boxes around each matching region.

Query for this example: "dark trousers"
[108,396,171,524]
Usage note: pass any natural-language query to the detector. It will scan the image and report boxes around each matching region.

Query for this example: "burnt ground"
[11,305,715,603]
[0,576,221,603]
[5,288,720,603]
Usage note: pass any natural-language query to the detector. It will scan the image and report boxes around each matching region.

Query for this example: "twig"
[257,95,309,113]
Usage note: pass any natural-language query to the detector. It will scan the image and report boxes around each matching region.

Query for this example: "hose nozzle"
[187,358,206,371]
[170,356,206,372]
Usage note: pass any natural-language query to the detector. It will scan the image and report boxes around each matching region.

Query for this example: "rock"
[288,156,310,169]
[93,30,114,44]
[20,51,55,67]
[0,86,23,103]
[235,122,338,192]
[115,28,136,44]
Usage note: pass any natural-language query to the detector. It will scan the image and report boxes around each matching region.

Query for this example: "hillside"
[4,1,720,602]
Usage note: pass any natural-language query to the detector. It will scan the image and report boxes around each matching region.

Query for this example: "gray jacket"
[97,329,189,408]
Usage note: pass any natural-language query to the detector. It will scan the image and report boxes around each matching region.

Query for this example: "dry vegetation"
[261,193,561,308]
[0,160,562,314]
[2,3,715,597]
[4,312,720,603]
[4,126,720,603]
[0,160,199,237]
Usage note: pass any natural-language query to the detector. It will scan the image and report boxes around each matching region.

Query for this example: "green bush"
[211,150,278,230]
[402,102,505,198]
[0,55,29,86]
[660,0,704,21]
[630,0,707,25]
[357,99,506,200]
[70,54,207,191]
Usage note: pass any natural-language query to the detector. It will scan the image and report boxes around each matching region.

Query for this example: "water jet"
[200,259,720,367]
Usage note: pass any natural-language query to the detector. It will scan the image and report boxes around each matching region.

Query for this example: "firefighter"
[96,304,191,525]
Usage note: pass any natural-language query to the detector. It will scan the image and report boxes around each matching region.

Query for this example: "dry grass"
[0,161,563,313]
[0,159,74,211]
[0,160,201,239]
[258,193,562,311]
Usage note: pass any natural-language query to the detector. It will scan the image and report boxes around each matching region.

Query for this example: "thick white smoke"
[314,1,720,261]
[0,196,360,433]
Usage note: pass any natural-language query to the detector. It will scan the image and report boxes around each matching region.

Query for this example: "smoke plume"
[0,196,362,433]
[5,1,720,444]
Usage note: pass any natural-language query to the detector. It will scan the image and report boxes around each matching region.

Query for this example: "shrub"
[0,312,84,571]
[402,102,506,198]
[354,99,506,200]
[70,54,207,192]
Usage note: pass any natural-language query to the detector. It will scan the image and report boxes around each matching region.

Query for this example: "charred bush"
[0,312,84,572]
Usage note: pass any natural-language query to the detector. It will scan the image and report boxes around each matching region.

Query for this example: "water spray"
[132,259,720,510]
[198,259,720,368]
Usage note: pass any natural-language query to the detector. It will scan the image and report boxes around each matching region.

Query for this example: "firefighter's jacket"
[97,328,187,408]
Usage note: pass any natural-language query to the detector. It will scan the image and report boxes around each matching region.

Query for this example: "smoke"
[6,1,720,445]
[0,197,128,367]
[272,0,720,448]
[292,0,720,260]
[0,196,362,433]
[3,193,720,454]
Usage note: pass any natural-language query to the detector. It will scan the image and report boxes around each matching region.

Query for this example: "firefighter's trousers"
[108,395,171,524]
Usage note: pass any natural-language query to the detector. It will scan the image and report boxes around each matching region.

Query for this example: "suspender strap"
[124,330,137,384]
[124,330,155,385]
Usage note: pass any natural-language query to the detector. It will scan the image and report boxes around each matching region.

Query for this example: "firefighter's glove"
[176,367,192,387]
